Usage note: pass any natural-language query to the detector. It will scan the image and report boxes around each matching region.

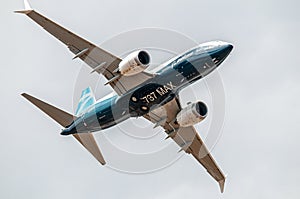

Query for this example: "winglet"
[218,179,225,193]
[14,0,33,14]
[24,0,32,10]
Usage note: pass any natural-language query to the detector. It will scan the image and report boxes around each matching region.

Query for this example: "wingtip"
[21,93,28,98]
[21,93,32,100]
[100,161,106,165]
[14,0,33,14]
[218,179,225,193]
[14,10,33,14]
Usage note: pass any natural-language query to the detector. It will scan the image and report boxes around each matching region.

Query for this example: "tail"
[21,93,75,127]
[22,93,106,165]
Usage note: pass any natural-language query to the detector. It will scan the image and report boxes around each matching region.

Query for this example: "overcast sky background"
[1,0,300,198]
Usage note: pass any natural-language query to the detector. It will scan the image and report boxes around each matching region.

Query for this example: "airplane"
[16,0,233,193]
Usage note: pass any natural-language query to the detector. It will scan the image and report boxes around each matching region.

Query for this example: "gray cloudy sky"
[1,0,300,198]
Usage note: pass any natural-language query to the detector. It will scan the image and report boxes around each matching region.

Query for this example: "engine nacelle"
[176,101,208,127]
[118,50,150,76]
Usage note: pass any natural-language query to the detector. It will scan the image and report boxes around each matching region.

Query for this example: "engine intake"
[138,51,150,65]
[176,101,208,127]
[118,50,151,76]
[195,101,208,117]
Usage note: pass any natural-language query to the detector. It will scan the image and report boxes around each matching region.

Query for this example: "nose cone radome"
[223,43,233,55]
[226,43,233,53]
[218,43,233,61]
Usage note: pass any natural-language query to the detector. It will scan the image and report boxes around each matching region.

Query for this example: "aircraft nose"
[224,43,233,54]
[227,43,233,52]
[219,43,233,59]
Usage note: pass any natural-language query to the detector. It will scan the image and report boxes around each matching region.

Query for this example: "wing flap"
[175,126,226,193]
[21,10,119,68]
[143,97,226,193]
[15,9,124,87]
[16,9,155,95]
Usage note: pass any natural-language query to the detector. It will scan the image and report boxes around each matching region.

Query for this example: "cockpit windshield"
[198,41,223,50]
[194,41,225,55]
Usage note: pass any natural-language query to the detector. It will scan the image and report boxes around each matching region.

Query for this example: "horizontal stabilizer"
[73,133,106,165]
[22,93,74,127]
[22,93,105,165]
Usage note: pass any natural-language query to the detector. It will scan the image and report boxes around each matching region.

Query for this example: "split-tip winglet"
[14,0,33,14]
[24,0,32,10]
[218,179,225,193]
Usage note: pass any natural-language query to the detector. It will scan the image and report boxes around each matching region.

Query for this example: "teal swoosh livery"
[75,87,96,116]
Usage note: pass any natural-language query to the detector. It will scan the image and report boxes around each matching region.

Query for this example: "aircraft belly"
[128,82,177,116]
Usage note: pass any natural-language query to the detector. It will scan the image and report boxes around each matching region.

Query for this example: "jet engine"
[176,101,208,127]
[118,50,151,76]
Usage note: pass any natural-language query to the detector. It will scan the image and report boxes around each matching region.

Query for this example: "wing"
[144,97,226,193]
[15,7,153,95]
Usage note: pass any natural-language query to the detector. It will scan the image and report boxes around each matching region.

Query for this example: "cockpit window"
[195,41,224,55]
[199,41,223,50]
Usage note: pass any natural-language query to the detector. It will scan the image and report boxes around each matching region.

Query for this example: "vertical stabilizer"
[75,87,96,116]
